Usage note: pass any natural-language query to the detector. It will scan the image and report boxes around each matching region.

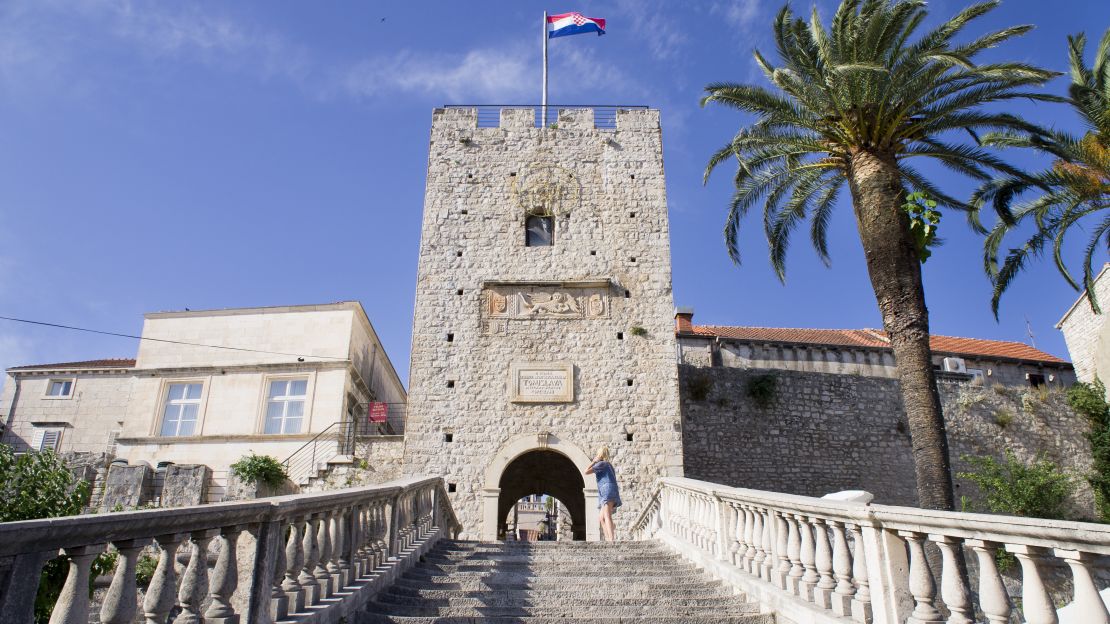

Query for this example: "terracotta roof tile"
[685,325,1068,365]
[9,358,136,371]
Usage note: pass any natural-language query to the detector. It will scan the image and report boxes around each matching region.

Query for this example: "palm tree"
[976,29,1110,315]
[702,0,1058,510]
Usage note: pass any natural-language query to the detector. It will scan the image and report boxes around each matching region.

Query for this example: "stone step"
[392,575,729,591]
[376,592,751,608]
[410,561,699,574]
[418,555,693,567]
[422,551,680,563]
[355,615,775,624]
[435,540,665,551]
[385,585,737,599]
[365,602,764,619]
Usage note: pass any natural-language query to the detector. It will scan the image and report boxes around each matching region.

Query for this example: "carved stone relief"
[482,284,609,326]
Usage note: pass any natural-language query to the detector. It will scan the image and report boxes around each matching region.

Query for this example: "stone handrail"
[0,476,460,624]
[633,476,1110,624]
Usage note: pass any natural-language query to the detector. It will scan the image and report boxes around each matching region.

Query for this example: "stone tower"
[403,106,683,540]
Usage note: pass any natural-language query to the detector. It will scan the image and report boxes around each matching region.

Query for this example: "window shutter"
[41,429,61,451]
[31,428,45,450]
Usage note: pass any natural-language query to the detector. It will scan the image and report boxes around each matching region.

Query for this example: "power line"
[0,315,349,362]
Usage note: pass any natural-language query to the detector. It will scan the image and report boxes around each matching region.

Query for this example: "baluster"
[204,526,240,623]
[376,504,390,562]
[283,517,307,613]
[270,520,289,622]
[300,515,321,606]
[798,515,819,601]
[966,540,1010,624]
[930,535,973,624]
[328,509,346,590]
[175,530,216,624]
[349,505,364,579]
[741,506,756,571]
[1054,549,1110,624]
[760,508,774,582]
[812,517,836,609]
[771,511,788,587]
[48,545,102,624]
[721,500,737,562]
[900,531,943,623]
[315,512,334,598]
[749,507,765,575]
[368,505,383,570]
[1008,545,1059,624]
[101,539,148,624]
[848,524,872,624]
[786,514,804,594]
[143,533,184,624]
[330,506,348,586]
[828,521,855,617]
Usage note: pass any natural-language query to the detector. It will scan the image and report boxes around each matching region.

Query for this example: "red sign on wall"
[368,402,388,423]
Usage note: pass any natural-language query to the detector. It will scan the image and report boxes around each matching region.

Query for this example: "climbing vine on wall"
[1068,379,1110,522]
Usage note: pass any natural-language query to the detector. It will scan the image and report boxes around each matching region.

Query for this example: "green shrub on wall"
[746,374,777,409]
[1068,379,1110,521]
[230,453,288,488]
[957,449,1075,520]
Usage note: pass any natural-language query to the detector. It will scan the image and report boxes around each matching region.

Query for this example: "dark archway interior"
[498,450,586,540]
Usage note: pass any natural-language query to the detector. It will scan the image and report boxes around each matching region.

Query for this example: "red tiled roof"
[9,358,136,371]
[686,325,1068,365]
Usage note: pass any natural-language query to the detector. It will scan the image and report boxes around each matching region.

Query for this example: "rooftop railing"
[442,104,648,129]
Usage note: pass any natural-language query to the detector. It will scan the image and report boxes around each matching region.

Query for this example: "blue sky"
[1,0,1107,383]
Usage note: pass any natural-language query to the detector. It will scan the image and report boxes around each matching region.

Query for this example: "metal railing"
[442,104,648,129]
[281,403,406,485]
[0,476,459,624]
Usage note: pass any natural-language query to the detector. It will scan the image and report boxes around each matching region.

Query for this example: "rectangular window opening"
[448,483,457,493]
[456,251,463,257]
[626,379,634,387]
[617,332,624,340]
[447,380,455,389]
[456,289,463,296]
[525,215,554,247]
[46,380,74,397]
[629,212,636,218]
[32,426,63,452]
[461,209,469,215]
[624,290,630,298]
[444,433,454,443]
[160,382,205,437]
[630,257,637,263]
[263,379,307,435]
[590,250,597,256]
[626,433,634,442]
[446,333,454,343]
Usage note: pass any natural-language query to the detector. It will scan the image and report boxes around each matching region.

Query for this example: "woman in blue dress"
[585,445,621,541]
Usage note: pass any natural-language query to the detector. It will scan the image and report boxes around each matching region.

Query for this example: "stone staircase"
[355,539,773,623]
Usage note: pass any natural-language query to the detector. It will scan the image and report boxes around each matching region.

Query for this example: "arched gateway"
[480,433,599,541]
[402,107,684,539]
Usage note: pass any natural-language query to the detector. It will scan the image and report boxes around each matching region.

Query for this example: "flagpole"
[542,11,548,127]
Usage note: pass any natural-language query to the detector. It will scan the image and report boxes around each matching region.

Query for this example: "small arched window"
[525,215,554,247]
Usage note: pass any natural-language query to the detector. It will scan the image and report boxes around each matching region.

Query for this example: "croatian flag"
[547,12,606,38]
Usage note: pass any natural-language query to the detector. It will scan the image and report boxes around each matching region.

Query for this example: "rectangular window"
[264,379,307,434]
[159,383,203,437]
[525,216,554,246]
[31,426,63,451]
[46,380,73,397]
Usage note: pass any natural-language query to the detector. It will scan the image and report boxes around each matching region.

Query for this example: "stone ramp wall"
[679,365,1097,518]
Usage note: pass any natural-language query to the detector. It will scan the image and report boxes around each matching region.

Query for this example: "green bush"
[0,445,90,522]
[957,449,1075,520]
[230,453,288,488]
[746,374,777,409]
[628,326,648,337]
[1068,379,1110,521]
[135,554,158,588]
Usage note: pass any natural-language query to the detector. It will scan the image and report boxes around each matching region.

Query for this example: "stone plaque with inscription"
[509,361,574,403]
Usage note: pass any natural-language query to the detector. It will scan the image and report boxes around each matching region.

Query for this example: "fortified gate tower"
[403,106,684,540]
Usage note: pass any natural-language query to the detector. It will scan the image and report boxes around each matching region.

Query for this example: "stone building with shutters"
[0,302,406,502]
[401,107,685,540]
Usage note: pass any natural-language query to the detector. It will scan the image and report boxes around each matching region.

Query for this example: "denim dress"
[592,460,622,510]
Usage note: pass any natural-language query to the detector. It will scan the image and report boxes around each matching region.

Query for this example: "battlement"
[435,105,657,131]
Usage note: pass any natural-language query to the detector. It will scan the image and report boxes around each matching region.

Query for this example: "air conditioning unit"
[943,357,967,374]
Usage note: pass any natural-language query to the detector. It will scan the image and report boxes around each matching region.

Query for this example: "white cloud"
[0,333,34,377]
[614,0,689,62]
[342,46,534,102]
[714,0,762,33]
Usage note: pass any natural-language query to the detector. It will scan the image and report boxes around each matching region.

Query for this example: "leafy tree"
[230,452,288,488]
[976,28,1110,315]
[0,444,90,522]
[700,0,1057,510]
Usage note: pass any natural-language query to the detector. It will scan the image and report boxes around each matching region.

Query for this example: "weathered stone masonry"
[403,108,685,539]
[679,365,1096,518]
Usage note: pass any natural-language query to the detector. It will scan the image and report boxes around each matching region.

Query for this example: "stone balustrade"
[0,476,459,624]
[633,477,1110,624]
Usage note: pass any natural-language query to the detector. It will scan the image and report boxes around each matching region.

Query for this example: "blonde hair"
[596,446,611,462]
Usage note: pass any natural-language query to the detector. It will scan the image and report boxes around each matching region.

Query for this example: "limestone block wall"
[1058,263,1110,387]
[0,371,133,454]
[403,107,684,538]
[679,365,1097,519]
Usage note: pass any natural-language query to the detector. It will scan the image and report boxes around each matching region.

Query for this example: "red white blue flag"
[547,12,606,38]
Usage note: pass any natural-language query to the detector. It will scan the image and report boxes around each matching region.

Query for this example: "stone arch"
[480,433,599,541]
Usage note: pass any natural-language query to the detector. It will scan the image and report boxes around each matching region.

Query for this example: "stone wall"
[403,107,685,539]
[1058,262,1110,387]
[679,365,1097,519]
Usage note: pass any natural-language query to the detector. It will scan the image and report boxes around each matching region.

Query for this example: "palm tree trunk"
[847,149,955,511]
